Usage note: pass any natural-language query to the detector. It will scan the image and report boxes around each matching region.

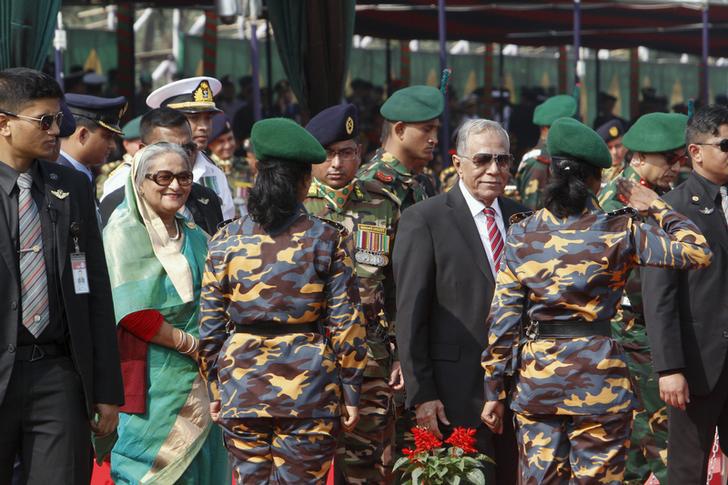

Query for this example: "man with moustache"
[358,85,443,210]
[303,103,402,484]
[0,67,123,483]
[643,105,728,484]
[597,112,688,484]
[394,119,524,484]
[146,76,235,220]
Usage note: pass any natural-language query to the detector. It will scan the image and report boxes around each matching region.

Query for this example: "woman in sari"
[103,141,228,484]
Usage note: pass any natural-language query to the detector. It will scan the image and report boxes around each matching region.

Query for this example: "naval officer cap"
[305,103,359,147]
[251,118,327,165]
[146,76,222,114]
[65,93,127,135]
[532,94,578,127]
[622,112,688,153]
[547,118,612,169]
[380,85,444,123]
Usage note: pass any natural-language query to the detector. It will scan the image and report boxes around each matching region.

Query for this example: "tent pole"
[701,3,709,104]
[438,0,450,163]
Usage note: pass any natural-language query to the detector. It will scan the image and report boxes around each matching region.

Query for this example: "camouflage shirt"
[304,177,399,378]
[515,142,550,210]
[210,153,255,217]
[198,206,368,419]
[482,197,712,415]
[358,148,429,210]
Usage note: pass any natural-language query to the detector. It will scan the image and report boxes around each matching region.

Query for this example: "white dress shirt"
[458,179,505,278]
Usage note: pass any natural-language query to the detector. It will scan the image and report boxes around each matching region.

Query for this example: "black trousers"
[667,356,728,485]
[0,356,92,485]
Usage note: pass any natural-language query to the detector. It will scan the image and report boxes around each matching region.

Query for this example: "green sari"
[103,155,228,484]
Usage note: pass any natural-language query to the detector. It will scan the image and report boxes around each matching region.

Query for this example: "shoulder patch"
[375,170,394,184]
[606,206,638,219]
[509,211,534,225]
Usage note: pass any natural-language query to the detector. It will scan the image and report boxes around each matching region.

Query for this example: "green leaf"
[393,456,410,471]
[412,467,423,484]
[466,468,486,485]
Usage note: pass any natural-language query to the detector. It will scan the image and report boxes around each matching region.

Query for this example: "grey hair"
[134,142,192,189]
[455,119,510,155]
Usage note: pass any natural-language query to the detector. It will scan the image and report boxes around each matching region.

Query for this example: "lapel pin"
[197,198,209,205]
[50,189,69,200]
[699,207,714,215]
[49,173,58,180]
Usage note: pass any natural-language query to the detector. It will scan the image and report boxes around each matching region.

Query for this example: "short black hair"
[0,68,63,113]
[687,105,728,144]
[73,116,98,132]
[140,107,190,144]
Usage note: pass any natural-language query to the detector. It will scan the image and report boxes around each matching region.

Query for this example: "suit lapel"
[0,199,17,287]
[684,175,728,256]
[41,163,71,274]
[447,186,495,284]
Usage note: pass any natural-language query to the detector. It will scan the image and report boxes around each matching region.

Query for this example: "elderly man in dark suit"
[643,104,728,484]
[394,118,525,484]
[0,68,123,483]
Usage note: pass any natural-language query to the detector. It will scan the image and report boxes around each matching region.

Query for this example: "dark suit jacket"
[393,185,527,426]
[0,161,124,415]
[643,172,728,396]
[99,183,224,236]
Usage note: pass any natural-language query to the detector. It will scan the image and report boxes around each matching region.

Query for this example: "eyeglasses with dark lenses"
[0,110,64,131]
[325,147,357,161]
[145,170,194,187]
[695,138,728,153]
[464,153,513,168]
[663,150,689,166]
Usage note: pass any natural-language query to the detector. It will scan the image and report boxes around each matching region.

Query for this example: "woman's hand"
[616,177,659,213]
[481,400,505,435]
[341,405,360,432]
[209,400,221,422]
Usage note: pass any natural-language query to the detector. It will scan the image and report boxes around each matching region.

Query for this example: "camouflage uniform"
[482,197,712,484]
[198,207,368,484]
[358,149,430,211]
[597,165,669,484]
[515,142,550,210]
[210,153,255,217]
[439,166,459,193]
[304,177,399,485]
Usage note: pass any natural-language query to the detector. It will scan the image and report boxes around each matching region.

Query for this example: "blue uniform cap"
[58,100,76,138]
[65,93,127,135]
[209,112,233,143]
[305,103,359,147]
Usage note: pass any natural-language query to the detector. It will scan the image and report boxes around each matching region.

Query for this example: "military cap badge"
[345,116,354,135]
[609,126,619,137]
[193,81,213,103]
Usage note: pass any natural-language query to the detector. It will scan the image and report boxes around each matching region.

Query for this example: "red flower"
[411,426,442,452]
[445,427,478,454]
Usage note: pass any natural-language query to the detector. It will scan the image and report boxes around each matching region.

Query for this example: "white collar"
[459,179,501,218]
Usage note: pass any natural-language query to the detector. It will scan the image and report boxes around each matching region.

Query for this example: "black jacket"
[393,185,527,426]
[643,172,728,396]
[0,161,123,414]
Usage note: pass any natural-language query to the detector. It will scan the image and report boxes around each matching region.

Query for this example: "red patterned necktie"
[17,172,50,337]
[483,206,504,272]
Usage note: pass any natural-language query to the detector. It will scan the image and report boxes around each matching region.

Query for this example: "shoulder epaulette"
[359,179,400,206]
[605,206,638,219]
[310,214,347,233]
[375,170,394,184]
[509,211,534,225]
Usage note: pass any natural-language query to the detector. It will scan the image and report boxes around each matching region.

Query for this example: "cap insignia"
[193,81,213,103]
[609,126,619,137]
[345,116,354,135]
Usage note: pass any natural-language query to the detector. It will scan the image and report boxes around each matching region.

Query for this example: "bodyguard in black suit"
[642,105,728,484]
[394,119,524,484]
[98,107,225,235]
[0,68,123,483]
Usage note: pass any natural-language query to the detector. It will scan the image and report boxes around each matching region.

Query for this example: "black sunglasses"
[145,170,194,187]
[0,109,64,131]
[461,152,513,168]
[695,138,728,153]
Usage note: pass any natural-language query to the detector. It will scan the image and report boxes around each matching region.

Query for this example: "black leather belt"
[16,343,68,362]
[526,320,612,340]
[234,322,320,336]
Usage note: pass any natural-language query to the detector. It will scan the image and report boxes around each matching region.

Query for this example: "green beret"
[622,112,688,153]
[547,118,612,169]
[251,118,326,164]
[532,95,578,126]
[121,115,142,141]
[380,85,444,122]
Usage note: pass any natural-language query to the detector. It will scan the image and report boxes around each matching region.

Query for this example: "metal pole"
[438,0,450,163]
[573,0,581,87]
[249,20,262,121]
[265,17,273,115]
[702,4,709,104]
[54,12,64,89]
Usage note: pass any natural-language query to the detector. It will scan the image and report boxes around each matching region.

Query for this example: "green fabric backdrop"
[0,0,61,70]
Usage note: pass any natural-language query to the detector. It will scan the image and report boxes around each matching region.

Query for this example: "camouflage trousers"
[515,412,632,485]
[335,376,394,485]
[611,319,668,484]
[220,417,340,484]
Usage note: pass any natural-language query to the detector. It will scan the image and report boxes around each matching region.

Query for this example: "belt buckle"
[525,321,540,340]
[28,344,45,362]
